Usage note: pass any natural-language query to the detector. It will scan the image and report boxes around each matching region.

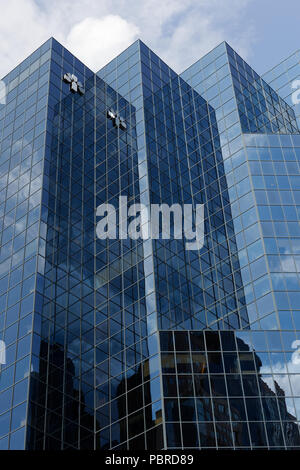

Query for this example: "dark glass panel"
[182,423,199,447]
[198,423,216,447]
[160,332,174,352]
[205,332,221,351]
[166,423,181,448]
[164,399,180,422]
[174,332,190,351]
[190,332,205,351]
[180,398,196,421]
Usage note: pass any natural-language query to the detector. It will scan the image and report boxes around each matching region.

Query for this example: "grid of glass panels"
[263,50,300,129]
[0,38,52,450]
[181,42,298,136]
[94,83,162,452]
[98,40,165,451]
[180,43,300,333]
[141,49,248,331]
[244,133,300,329]
[180,43,300,449]
[26,39,96,450]
[100,41,250,331]
[160,330,300,449]
[226,44,298,135]
[18,39,163,451]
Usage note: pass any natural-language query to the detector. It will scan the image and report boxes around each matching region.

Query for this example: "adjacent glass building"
[1,37,300,450]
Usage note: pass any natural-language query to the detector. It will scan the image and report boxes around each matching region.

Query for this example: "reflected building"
[160,330,300,448]
[28,341,97,449]
[0,37,300,449]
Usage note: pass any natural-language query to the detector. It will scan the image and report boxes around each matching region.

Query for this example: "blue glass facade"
[0,37,300,449]
[263,51,300,129]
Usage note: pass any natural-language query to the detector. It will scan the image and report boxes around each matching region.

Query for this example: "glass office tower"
[1,37,300,450]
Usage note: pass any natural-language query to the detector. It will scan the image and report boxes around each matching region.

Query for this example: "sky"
[0,0,299,79]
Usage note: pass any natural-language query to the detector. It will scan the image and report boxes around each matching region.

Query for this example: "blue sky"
[0,0,299,78]
[245,0,300,71]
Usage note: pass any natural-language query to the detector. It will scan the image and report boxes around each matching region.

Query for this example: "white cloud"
[0,0,256,78]
[0,0,48,78]
[147,0,256,72]
[65,15,140,71]
[260,357,300,418]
